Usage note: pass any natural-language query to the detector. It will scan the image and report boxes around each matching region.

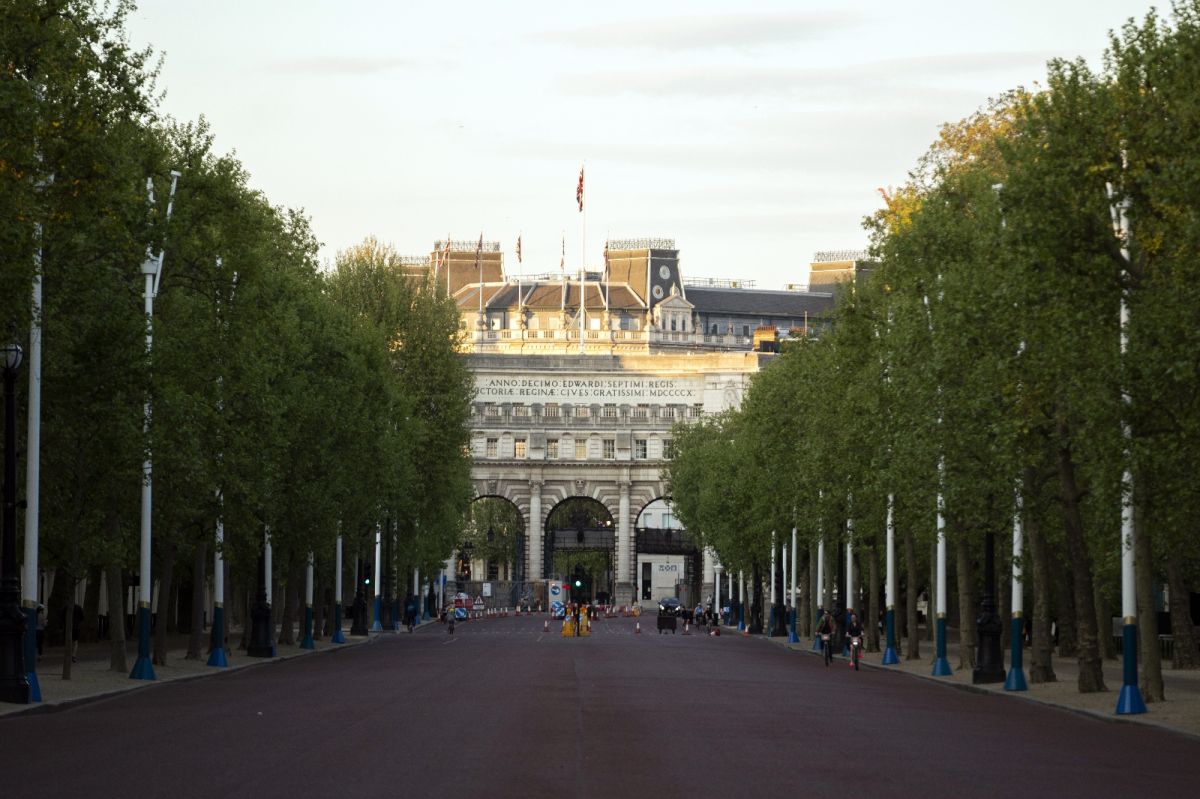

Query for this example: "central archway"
[544,497,615,604]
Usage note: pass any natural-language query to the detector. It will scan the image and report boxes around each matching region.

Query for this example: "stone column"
[702,546,715,608]
[616,480,632,605]
[529,480,543,581]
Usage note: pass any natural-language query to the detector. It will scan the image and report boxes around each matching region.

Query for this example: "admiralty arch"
[421,239,849,608]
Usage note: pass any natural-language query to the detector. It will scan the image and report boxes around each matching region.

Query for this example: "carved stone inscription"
[476,374,701,404]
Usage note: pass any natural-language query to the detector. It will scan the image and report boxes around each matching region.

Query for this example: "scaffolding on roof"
[812,249,868,263]
[607,237,676,251]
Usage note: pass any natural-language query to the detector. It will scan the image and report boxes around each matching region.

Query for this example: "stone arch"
[542,495,616,603]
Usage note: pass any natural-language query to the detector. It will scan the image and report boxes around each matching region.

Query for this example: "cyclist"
[816,610,836,667]
[846,613,865,670]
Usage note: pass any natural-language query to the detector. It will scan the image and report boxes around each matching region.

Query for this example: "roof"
[685,287,835,316]
[469,280,649,311]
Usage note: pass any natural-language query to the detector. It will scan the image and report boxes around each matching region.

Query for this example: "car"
[657,597,682,616]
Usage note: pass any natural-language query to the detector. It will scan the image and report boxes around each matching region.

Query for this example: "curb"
[773,635,1200,743]
[1,633,376,721]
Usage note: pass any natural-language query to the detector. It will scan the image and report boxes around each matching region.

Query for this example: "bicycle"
[849,634,862,671]
[821,633,832,666]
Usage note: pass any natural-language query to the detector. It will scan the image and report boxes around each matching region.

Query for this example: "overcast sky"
[126,0,1158,290]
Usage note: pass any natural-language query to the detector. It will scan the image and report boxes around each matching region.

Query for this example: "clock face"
[652,285,665,299]
[658,265,671,280]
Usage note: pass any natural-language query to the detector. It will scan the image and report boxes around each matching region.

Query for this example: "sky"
[125,0,1160,290]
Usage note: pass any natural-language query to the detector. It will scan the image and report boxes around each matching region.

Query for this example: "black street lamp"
[1,341,31,704]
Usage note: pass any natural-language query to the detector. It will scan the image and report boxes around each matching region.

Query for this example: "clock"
[652,285,665,299]
[659,265,671,279]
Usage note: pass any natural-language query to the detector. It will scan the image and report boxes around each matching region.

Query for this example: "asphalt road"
[3,613,1198,798]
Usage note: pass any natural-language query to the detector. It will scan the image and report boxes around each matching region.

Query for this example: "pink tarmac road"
[2,613,1198,798]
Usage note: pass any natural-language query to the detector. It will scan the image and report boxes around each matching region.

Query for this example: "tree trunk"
[1094,583,1115,660]
[867,544,880,652]
[187,540,208,660]
[1134,507,1164,701]
[1166,559,1199,669]
[1054,560,1078,657]
[238,582,250,650]
[1055,417,1106,693]
[314,578,326,641]
[106,563,128,673]
[807,543,817,637]
[81,565,102,643]
[1024,470,1056,683]
[904,525,920,660]
[153,538,177,666]
[61,581,76,681]
[955,532,976,670]
[749,563,764,634]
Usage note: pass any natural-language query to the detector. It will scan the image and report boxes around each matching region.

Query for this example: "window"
[603,439,615,459]
[486,438,498,458]
[633,405,648,419]
[635,439,648,459]
[513,404,528,418]
[545,403,560,418]
[575,440,587,460]
[547,438,559,458]
[662,439,675,459]
[485,404,500,417]
[603,404,617,418]
[690,405,702,419]
[743,325,750,337]
[574,405,590,418]
[514,438,526,458]
[710,323,718,335]
[661,406,675,420]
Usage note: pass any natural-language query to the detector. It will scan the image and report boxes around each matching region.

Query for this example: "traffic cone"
[635,621,641,634]
[515,607,521,617]
[543,619,549,632]
[711,627,721,637]
[683,623,691,636]
[742,626,749,637]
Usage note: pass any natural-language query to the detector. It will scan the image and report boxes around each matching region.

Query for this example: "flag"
[576,166,584,212]
[516,234,522,264]
[560,235,565,272]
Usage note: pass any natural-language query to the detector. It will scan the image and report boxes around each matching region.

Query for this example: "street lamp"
[1,340,31,704]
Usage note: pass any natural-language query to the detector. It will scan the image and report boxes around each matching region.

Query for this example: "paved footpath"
[2,614,1199,798]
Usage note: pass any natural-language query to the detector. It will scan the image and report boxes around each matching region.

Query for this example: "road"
[2,613,1198,797]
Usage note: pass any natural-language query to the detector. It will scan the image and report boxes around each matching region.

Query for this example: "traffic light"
[574,578,582,588]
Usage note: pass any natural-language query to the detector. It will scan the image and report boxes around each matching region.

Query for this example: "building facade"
[420,238,840,607]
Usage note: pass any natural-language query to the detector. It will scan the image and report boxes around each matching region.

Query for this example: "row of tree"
[1,1,474,673]
[667,2,1200,700]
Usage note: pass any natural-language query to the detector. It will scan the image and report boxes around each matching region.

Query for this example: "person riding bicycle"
[846,613,865,670]
[816,610,836,667]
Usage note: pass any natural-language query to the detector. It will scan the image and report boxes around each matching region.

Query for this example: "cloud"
[564,51,1055,99]
[531,10,863,51]
[270,56,417,76]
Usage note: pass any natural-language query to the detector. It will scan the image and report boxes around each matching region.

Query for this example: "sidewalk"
[0,626,380,719]
[774,626,1200,739]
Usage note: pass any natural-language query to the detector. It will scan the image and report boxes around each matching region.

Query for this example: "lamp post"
[1,341,30,704]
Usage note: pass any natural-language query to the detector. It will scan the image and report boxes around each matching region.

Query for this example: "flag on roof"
[576,166,584,212]
[560,235,565,272]
[516,234,522,264]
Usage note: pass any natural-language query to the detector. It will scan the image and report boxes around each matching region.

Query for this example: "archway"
[461,496,526,606]
[634,497,702,606]
[544,497,615,604]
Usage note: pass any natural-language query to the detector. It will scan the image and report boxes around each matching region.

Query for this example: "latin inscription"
[476,375,700,403]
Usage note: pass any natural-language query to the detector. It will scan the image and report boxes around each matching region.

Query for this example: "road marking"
[442,637,458,645]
